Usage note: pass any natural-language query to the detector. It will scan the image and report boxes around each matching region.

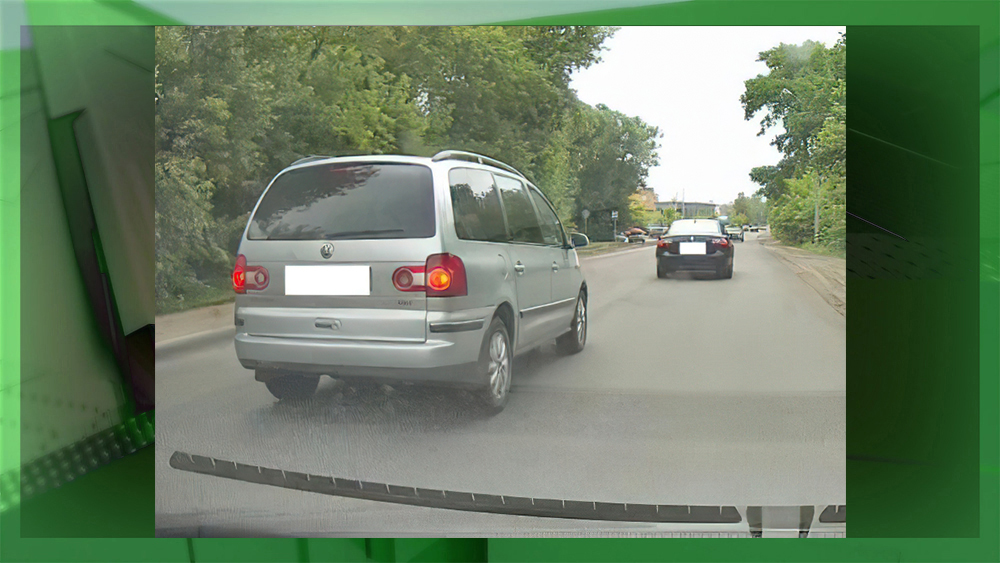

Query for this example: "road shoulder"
[758,233,846,317]
[156,302,234,345]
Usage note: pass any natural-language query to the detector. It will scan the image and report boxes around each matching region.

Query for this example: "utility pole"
[682,188,686,218]
[813,173,821,243]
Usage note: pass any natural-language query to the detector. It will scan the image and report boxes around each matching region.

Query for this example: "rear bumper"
[234,307,492,385]
[657,253,731,272]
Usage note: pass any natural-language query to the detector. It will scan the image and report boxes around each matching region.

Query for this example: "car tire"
[264,373,320,400]
[478,316,513,414]
[557,291,588,355]
[724,262,734,279]
[657,263,668,279]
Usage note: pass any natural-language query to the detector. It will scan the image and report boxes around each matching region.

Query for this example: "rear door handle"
[316,318,341,330]
[514,262,525,274]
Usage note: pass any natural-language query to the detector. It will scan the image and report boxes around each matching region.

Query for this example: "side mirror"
[570,232,590,248]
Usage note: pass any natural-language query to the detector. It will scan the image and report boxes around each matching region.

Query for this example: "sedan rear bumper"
[658,253,731,272]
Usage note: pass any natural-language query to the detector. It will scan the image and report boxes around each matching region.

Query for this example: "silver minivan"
[232,151,589,413]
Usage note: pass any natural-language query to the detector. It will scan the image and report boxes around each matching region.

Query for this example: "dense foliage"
[740,34,846,249]
[155,26,661,311]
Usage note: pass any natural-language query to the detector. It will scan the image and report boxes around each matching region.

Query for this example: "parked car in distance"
[625,228,648,244]
[647,226,669,239]
[725,225,745,242]
[232,150,589,414]
[656,218,734,279]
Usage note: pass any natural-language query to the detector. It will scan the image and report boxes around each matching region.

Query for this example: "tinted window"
[449,168,508,242]
[527,187,565,246]
[248,163,434,240]
[667,220,722,235]
[495,175,544,244]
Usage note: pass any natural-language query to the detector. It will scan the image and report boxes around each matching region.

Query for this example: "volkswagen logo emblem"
[320,243,334,259]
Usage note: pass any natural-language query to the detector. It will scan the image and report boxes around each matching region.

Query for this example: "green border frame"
[0,0,996,561]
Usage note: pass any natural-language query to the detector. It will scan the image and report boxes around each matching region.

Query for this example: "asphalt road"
[155,232,846,536]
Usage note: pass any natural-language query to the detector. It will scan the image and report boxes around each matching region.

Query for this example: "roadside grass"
[157,278,235,316]
[796,241,846,260]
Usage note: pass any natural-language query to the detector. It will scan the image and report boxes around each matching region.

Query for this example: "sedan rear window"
[667,220,722,235]
[248,163,435,240]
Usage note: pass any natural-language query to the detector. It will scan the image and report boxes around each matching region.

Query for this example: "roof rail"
[431,150,525,179]
[289,155,332,167]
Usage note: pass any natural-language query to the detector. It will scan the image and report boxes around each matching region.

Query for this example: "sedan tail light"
[713,238,731,248]
[233,254,269,294]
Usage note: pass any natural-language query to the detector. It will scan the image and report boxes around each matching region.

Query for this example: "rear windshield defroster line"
[169,450,743,524]
[248,162,435,241]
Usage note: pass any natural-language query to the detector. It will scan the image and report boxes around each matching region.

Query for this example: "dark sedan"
[655,219,734,279]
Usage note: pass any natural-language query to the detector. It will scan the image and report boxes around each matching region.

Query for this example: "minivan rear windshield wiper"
[265,229,406,240]
[321,229,405,239]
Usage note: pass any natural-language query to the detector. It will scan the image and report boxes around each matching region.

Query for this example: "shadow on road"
[245,345,576,430]
[656,271,730,281]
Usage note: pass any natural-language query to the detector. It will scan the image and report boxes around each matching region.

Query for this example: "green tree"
[569,103,661,235]
[154,26,657,308]
[741,33,845,247]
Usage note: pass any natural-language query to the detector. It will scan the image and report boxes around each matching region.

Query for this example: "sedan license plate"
[285,265,371,296]
[679,242,707,255]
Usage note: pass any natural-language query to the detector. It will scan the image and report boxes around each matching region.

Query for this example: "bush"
[769,193,814,245]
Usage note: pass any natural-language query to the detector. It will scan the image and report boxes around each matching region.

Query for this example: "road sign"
[611,211,618,219]
[581,209,590,219]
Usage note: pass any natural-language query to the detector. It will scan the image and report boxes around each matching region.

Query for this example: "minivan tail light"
[425,254,467,297]
[233,254,269,294]
[392,266,426,292]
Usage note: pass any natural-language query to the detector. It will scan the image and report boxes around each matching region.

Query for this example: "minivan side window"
[527,187,566,247]
[449,168,508,242]
[494,175,545,245]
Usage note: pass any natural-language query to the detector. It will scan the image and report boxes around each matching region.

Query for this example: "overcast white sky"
[569,26,845,206]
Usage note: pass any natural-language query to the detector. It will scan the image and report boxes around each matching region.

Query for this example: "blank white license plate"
[679,242,707,255]
[285,265,371,296]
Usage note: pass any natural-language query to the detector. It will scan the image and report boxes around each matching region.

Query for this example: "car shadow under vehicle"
[251,345,568,428]
[658,271,731,281]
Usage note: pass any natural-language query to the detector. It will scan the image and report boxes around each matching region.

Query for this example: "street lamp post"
[814,174,820,243]
[784,88,822,243]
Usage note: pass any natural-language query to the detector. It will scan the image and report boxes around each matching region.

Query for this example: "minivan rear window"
[247,163,435,240]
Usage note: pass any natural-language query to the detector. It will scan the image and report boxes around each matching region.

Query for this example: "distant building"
[655,200,720,218]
